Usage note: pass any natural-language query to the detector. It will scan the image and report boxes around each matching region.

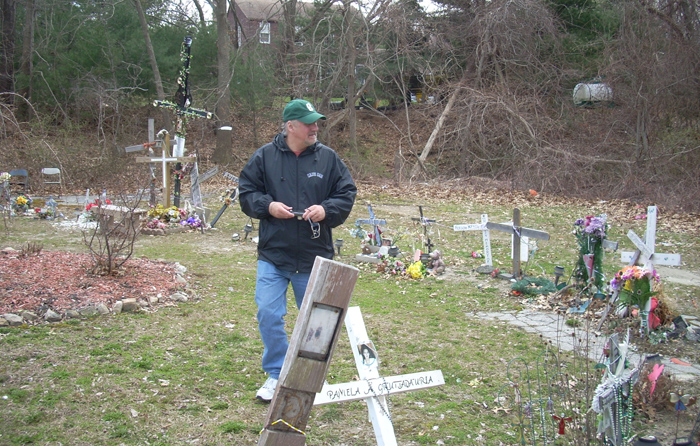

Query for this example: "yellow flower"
[407,261,425,279]
[16,196,27,206]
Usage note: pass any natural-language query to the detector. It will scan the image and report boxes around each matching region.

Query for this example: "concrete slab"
[474,309,699,382]
[655,265,700,287]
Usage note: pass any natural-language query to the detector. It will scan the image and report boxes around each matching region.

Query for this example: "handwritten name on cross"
[258,258,359,446]
[454,214,493,269]
[621,206,681,269]
[136,133,192,209]
[485,208,550,279]
[314,306,445,446]
[355,203,387,245]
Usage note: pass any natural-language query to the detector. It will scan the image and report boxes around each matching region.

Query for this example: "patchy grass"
[0,185,698,445]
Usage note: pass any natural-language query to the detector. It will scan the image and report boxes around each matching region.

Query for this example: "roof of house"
[234,0,317,22]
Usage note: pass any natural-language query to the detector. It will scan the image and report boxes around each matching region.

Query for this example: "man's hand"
[303,205,325,223]
[269,201,294,219]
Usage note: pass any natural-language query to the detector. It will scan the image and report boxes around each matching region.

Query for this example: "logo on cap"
[306,103,314,112]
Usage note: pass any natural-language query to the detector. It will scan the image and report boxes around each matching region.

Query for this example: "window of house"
[259,22,271,44]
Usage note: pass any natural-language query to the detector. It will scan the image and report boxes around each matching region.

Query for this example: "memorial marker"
[485,208,549,279]
[153,36,212,207]
[620,206,681,268]
[258,258,359,446]
[135,130,191,209]
[454,214,493,269]
[210,172,240,227]
[355,204,387,246]
[411,205,437,252]
[314,306,445,446]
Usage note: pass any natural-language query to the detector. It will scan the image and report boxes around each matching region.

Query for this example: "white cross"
[620,206,681,268]
[136,146,191,208]
[454,214,493,268]
[314,306,444,446]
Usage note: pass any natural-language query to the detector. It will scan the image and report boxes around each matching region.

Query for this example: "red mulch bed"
[0,250,181,315]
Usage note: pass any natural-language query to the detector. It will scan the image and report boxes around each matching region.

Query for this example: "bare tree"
[211,0,233,164]
[133,0,171,131]
[0,0,16,99]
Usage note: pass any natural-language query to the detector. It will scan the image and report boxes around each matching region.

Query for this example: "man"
[238,99,357,402]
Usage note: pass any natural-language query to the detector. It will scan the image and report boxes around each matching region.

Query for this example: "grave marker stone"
[258,258,359,446]
[314,306,445,446]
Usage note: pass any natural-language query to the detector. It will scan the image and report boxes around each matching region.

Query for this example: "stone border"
[0,262,193,327]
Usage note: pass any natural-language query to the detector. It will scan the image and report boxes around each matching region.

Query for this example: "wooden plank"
[259,258,359,446]
[620,252,681,266]
[485,222,550,241]
[626,230,654,261]
[135,156,191,163]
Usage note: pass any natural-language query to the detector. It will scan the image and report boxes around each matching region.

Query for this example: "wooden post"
[258,257,359,446]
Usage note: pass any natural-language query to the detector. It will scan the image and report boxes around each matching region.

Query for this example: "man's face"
[288,120,319,148]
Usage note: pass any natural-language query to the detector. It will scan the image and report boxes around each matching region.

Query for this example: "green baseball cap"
[283,99,326,124]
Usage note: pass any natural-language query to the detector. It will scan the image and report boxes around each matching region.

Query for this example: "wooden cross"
[411,206,437,252]
[621,206,681,269]
[313,306,445,446]
[125,118,159,206]
[135,130,192,209]
[258,258,359,446]
[485,208,550,279]
[153,36,212,208]
[454,214,493,270]
[355,204,387,246]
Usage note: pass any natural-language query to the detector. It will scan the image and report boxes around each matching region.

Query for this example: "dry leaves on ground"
[0,250,181,315]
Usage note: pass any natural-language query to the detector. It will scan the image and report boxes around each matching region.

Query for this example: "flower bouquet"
[573,214,609,291]
[12,194,33,214]
[407,260,427,279]
[611,265,660,333]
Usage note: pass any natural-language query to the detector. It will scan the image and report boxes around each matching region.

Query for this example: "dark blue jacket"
[238,133,357,273]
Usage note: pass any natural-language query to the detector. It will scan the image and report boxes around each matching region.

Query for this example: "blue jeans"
[255,260,310,379]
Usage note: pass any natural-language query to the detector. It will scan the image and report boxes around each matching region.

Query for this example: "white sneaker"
[256,377,278,402]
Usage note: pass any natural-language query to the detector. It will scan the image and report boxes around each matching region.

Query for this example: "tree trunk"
[282,0,299,97]
[410,85,460,178]
[132,0,171,132]
[212,0,233,165]
[18,0,34,118]
[0,0,16,100]
[344,2,357,152]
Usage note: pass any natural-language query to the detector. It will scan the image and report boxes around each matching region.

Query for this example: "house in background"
[229,0,315,48]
